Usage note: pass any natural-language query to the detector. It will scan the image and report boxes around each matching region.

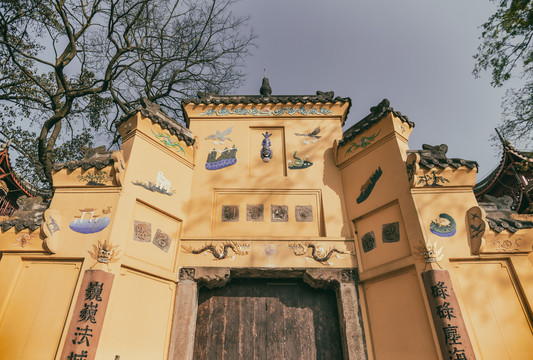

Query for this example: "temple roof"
[53,146,115,171]
[0,195,48,231]
[118,98,195,146]
[474,132,532,214]
[183,90,351,107]
[479,195,533,233]
[410,144,478,170]
[339,99,414,146]
[0,141,49,199]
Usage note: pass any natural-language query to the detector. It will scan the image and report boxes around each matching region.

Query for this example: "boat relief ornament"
[261,132,273,162]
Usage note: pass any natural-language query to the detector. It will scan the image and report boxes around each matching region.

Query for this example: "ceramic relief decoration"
[345,129,381,155]
[295,206,313,222]
[182,241,251,261]
[361,231,376,252]
[69,206,112,234]
[151,129,185,155]
[430,213,457,237]
[356,167,383,204]
[414,240,444,265]
[41,208,61,253]
[205,127,233,145]
[205,146,238,170]
[200,106,332,117]
[466,207,485,242]
[246,204,264,221]
[13,233,33,247]
[261,132,273,162]
[294,127,321,144]
[288,151,313,169]
[222,205,239,222]
[382,222,400,243]
[271,205,288,222]
[88,239,120,270]
[132,171,175,196]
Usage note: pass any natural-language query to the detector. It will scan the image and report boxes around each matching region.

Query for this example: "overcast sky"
[232,0,520,179]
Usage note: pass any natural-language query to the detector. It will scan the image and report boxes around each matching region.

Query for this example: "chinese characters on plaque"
[422,270,476,360]
[61,270,115,360]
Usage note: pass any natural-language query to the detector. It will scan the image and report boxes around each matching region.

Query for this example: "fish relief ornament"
[261,132,273,162]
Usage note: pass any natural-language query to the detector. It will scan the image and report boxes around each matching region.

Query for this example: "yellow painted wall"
[0,257,81,359]
[96,267,176,359]
[0,99,532,359]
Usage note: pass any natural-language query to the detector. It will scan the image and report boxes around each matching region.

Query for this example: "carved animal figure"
[156,172,171,192]
[261,132,273,162]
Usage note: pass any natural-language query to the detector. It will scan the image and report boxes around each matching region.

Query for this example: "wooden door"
[193,278,343,360]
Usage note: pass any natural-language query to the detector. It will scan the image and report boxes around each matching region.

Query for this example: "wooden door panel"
[193,278,343,360]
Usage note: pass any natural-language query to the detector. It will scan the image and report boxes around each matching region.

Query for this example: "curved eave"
[0,148,35,198]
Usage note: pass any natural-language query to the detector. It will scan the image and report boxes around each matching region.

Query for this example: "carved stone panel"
[382,222,400,243]
[271,205,288,222]
[246,204,264,222]
[152,229,171,252]
[295,206,313,222]
[361,231,376,253]
[221,205,239,222]
[133,220,152,242]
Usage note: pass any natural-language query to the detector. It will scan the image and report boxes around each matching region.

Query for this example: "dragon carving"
[289,242,353,266]
[182,241,251,260]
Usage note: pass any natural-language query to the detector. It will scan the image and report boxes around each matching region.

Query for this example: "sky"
[232,0,521,179]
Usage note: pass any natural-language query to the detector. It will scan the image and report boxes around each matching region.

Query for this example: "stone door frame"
[168,267,367,360]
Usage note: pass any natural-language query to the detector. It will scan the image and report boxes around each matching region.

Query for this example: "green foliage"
[474,0,533,144]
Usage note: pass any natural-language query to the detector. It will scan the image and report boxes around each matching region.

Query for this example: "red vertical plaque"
[422,269,476,360]
[61,270,115,360]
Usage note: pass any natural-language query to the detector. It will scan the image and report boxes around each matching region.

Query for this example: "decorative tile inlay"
[356,167,382,204]
[205,146,238,170]
[430,213,457,237]
[294,127,321,144]
[246,204,264,221]
[200,106,333,117]
[361,231,376,252]
[222,205,239,222]
[151,129,185,155]
[69,207,112,234]
[345,129,381,155]
[133,221,151,242]
[295,206,313,222]
[288,151,313,169]
[152,229,172,252]
[382,222,400,243]
[132,171,175,196]
[261,132,273,162]
[271,205,288,222]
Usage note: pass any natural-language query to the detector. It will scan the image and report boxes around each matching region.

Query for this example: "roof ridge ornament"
[422,144,449,158]
[260,69,272,97]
